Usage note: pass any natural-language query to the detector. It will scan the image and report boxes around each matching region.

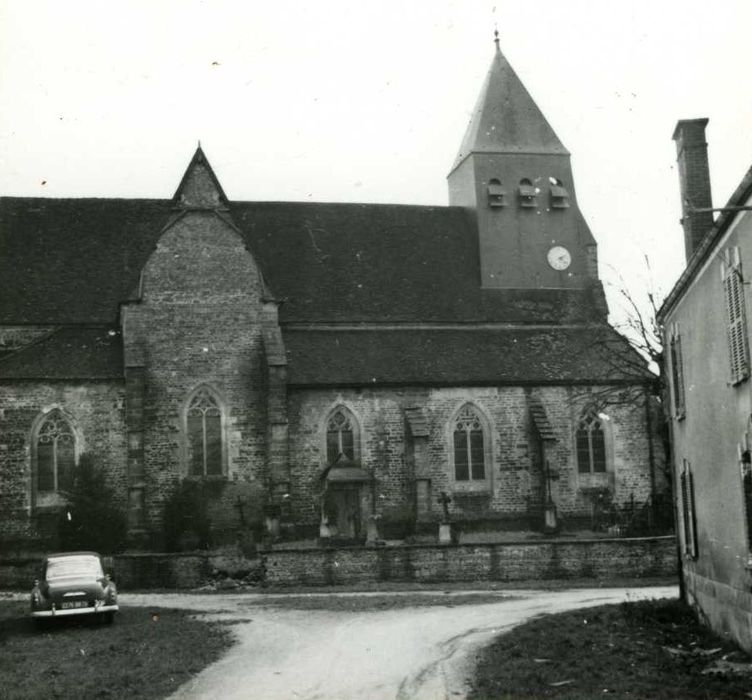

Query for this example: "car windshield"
[45,555,103,580]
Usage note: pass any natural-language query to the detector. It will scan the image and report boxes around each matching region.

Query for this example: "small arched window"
[453,405,486,481]
[518,178,537,208]
[326,408,356,464]
[186,387,223,476]
[576,411,607,473]
[549,176,570,209]
[487,178,507,208]
[36,411,76,493]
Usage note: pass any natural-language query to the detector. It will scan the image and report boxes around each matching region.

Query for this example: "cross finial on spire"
[494,27,499,49]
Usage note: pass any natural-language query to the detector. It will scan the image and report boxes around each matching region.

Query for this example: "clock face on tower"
[547,245,571,271]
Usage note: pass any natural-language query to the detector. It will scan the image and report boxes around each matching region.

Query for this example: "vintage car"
[30,552,118,624]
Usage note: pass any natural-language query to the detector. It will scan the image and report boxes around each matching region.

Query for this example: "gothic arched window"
[453,404,486,481]
[36,411,76,493]
[186,388,223,476]
[576,411,607,473]
[326,408,357,464]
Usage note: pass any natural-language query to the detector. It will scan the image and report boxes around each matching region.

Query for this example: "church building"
[0,40,661,549]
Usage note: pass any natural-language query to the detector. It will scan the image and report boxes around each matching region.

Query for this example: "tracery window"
[326,408,355,464]
[36,411,76,493]
[576,411,607,474]
[186,388,223,476]
[453,405,486,481]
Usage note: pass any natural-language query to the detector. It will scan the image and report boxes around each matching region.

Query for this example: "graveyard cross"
[234,497,247,527]
[437,491,452,522]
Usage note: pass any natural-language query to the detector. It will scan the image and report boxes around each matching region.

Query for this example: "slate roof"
[0,194,645,384]
[0,197,605,325]
[0,326,122,379]
[282,327,651,386]
[451,44,568,173]
[0,198,172,324]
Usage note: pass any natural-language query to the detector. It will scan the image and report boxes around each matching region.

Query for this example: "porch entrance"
[320,458,372,543]
[330,484,361,540]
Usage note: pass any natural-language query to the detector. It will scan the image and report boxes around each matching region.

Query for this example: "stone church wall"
[0,381,127,543]
[0,374,659,545]
[287,384,657,534]
[121,211,270,533]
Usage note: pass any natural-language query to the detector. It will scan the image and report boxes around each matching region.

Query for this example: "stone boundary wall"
[0,536,677,590]
[264,536,677,586]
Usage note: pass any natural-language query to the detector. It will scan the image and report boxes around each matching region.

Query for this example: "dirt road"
[123,586,677,700]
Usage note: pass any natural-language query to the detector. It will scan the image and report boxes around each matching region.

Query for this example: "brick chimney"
[673,119,714,262]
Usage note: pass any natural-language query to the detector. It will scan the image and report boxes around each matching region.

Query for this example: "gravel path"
[117,585,677,700]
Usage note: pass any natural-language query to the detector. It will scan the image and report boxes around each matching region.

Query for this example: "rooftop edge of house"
[658,163,752,323]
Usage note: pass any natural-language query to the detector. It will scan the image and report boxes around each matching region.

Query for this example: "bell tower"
[448,34,598,290]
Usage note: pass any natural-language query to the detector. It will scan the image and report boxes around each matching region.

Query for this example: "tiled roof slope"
[0,324,650,383]
[0,197,605,325]
[0,198,173,324]
[0,326,122,379]
[451,43,568,172]
[282,327,651,386]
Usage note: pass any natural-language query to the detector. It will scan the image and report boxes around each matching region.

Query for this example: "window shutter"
[741,458,752,555]
[687,469,698,558]
[680,466,694,557]
[724,253,750,384]
[670,332,685,416]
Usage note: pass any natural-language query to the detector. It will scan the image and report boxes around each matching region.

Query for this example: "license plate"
[61,601,87,610]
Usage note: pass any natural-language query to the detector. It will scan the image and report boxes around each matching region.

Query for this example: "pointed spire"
[450,40,568,173]
[172,144,229,209]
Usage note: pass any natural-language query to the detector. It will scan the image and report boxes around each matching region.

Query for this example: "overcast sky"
[1,0,751,325]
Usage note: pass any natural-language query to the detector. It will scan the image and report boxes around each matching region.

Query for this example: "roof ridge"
[658,163,752,320]
[0,196,468,211]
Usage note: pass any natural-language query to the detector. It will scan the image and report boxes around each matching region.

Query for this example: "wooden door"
[334,486,361,539]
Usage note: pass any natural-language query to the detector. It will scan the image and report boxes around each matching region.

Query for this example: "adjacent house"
[0,40,662,550]
[659,118,752,652]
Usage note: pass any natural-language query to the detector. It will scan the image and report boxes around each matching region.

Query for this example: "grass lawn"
[469,598,752,700]
[0,600,234,700]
